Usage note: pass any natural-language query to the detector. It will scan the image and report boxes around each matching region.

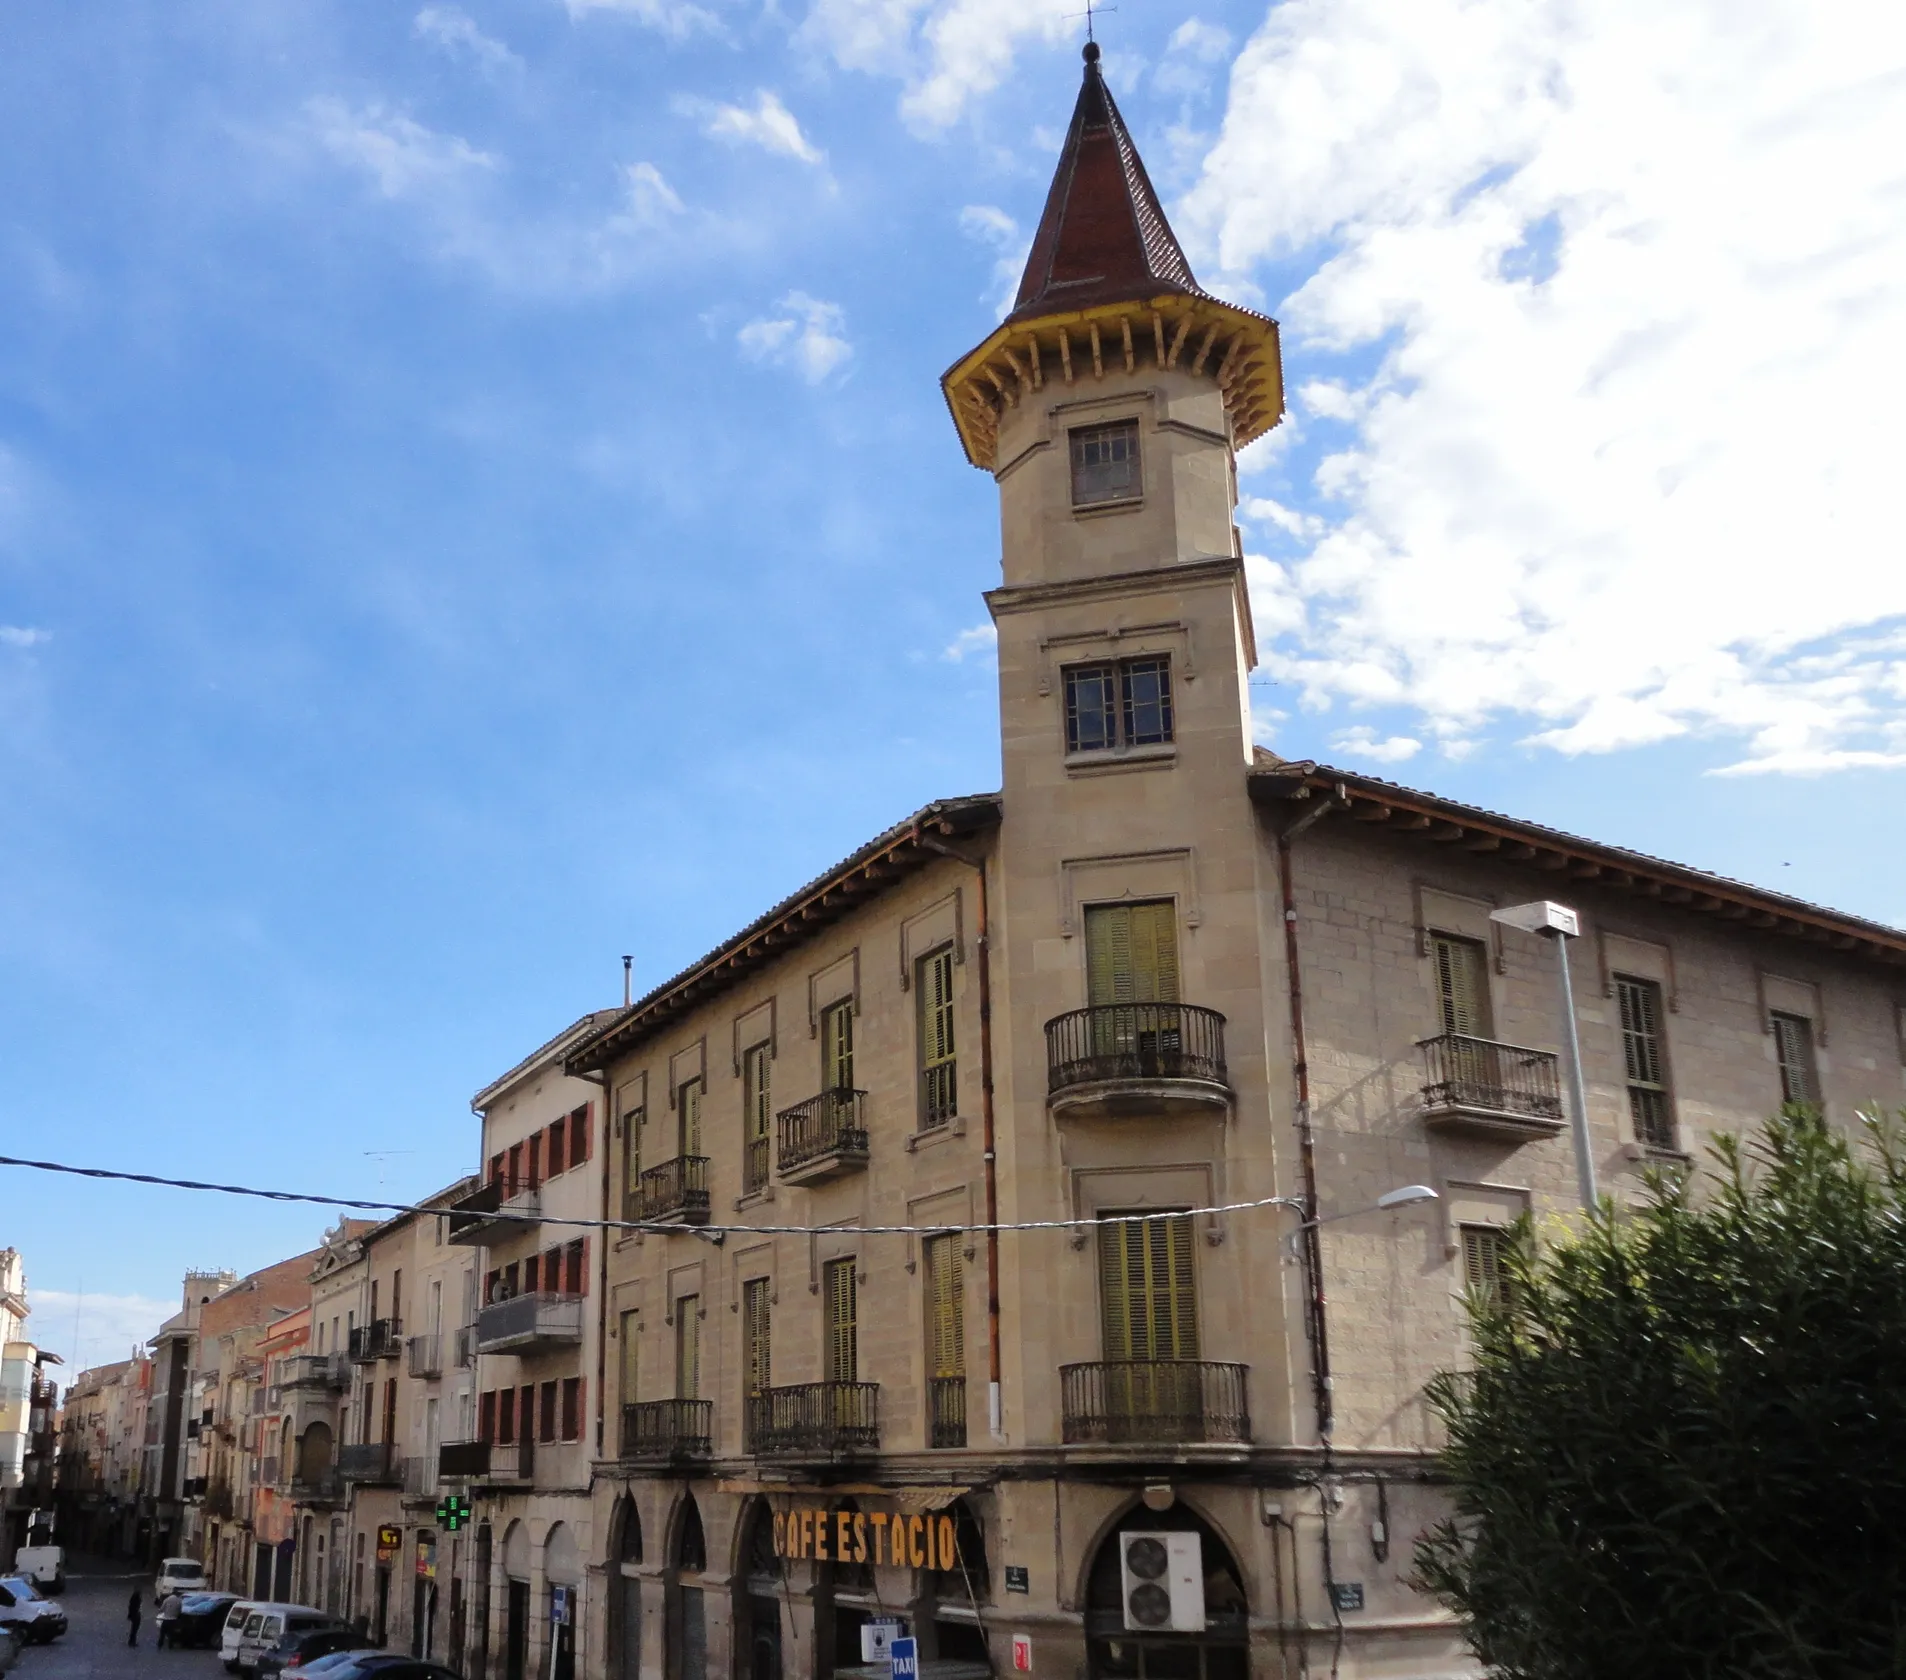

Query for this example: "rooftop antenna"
[622,955,633,1007]
[363,1150,415,1189]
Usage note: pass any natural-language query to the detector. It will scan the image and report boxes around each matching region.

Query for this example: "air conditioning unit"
[1118,1532,1205,1633]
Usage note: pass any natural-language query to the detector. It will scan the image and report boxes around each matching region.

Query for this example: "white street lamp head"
[1489,900,1580,938]
[1375,1184,1439,1211]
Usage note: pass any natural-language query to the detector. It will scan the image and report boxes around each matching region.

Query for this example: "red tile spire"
[1008,42,1202,326]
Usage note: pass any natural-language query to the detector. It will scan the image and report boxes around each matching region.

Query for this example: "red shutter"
[479,1390,495,1443]
[577,1104,592,1165]
[548,1116,566,1176]
[539,1382,558,1443]
[561,1377,581,1441]
[566,1239,585,1296]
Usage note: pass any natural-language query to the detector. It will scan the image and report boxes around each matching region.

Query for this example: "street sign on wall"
[889,1636,918,1680]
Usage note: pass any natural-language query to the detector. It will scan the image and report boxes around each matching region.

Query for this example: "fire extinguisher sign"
[1010,1634,1032,1672]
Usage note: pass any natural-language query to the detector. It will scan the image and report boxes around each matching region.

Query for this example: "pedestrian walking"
[127,1589,142,1647]
[159,1589,184,1649]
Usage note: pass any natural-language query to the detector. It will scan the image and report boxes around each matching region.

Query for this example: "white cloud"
[958,204,1027,317]
[1183,0,1906,775]
[942,623,998,662]
[413,6,522,74]
[562,0,720,38]
[622,161,684,222]
[738,293,853,383]
[34,1290,178,1372]
[1155,18,1232,96]
[0,626,50,649]
[1331,726,1423,764]
[307,98,496,198]
[694,91,824,165]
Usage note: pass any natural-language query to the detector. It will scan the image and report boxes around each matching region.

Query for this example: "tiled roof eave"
[1250,763,1906,963]
[565,794,1003,1075]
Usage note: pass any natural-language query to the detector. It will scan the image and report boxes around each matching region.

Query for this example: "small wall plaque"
[1330,1582,1365,1612]
[1005,1565,1031,1594]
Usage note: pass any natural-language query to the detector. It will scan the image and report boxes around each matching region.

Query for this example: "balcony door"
[823,1259,857,1383]
[677,1079,703,1158]
[675,1297,700,1401]
[1098,1213,1200,1440]
[1085,902,1181,1075]
[1431,933,1492,1036]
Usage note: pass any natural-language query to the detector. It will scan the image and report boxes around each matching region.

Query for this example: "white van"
[236,1605,340,1675]
[220,1600,263,1669]
[155,1557,207,1598]
[11,1548,62,1595]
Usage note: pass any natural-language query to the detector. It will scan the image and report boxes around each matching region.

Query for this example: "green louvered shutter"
[742,1279,771,1397]
[824,1259,858,1384]
[1098,1214,1198,1362]
[1085,902,1182,1006]
[924,1235,964,1378]
[1432,935,1490,1037]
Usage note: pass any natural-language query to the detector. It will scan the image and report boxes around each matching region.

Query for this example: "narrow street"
[11,1566,223,1680]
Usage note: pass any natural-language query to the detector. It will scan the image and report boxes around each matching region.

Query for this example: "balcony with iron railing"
[619,1399,714,1463]
[776,1090,870,1186]
[1044,1004,1231,1120]
[289,1466,344,1505]
[447,1172,542,1247]
[437,1437,534,1484]
[406,1335,442,1379]
[474,1291,585,1355]
[744,1382,879,1459]
[278,1354,351,1392]
[338,1442,404,1485]
[634,1156,711,1226]
[1417,1032,1565,1140]
[1059,1360,1250,1447]
[927,1377,967,1449]
[348,1319,404,1363]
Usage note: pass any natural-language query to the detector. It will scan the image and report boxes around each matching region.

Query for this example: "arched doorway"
[1083,1504,1248,1680]
[923,1499,992,1665]
[666,1493,708,1680]
[298,1421,334,1483]
[501,1521,531,1680]
[545,1525,580,1680]
[733,1500,782,1680]
[608,1497,643,1680]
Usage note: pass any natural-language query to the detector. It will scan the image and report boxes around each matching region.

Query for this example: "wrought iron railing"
[1045,1004,1229,1094]
[338,1442,402,1484]
[475,1291,584,1352]
[447,1175,541,1242]
[620,1399,714,1461]
[635,1156,711,1222]
[438,1439,489,1480]
[927,1377,967,1449]
[348,1318,403,1362]
[745,1382,879,1456]
[744,1135,770,1194]
[1059,1360,1250,1445]
[1418,1032,1562,1122]
[290,1467,344,1503]
[776,1090,869,1172]
[921,1061,958,1128]
[406,1335,442,1379]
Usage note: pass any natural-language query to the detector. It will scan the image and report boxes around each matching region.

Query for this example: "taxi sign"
[889,1636,918,1680]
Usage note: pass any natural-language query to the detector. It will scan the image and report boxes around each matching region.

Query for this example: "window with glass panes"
[1069,419,1141,506]
[918,946,957,1128]
[1771,1011,1819,1107]
[821,998,855,1093]
[1062,658,1173,754]
[823,1258,858,1384]
[741,1042,771,1193]
[1616,975,1674,1147]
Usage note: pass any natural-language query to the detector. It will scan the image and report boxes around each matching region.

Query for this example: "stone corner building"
[439,47,1906,1680]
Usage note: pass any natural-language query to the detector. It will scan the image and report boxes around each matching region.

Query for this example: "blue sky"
[3,0,1903,1368]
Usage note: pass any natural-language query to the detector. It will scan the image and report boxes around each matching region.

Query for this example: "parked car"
[10,1548,62,1596]
[257,1625,374,1680]
[237,1608,344,1675]
[305,1658,450,1680]
[222,1601,270,1670]
[154,1557,208,1598]
[0,1579,65,1644]
[176,1593,243,1649]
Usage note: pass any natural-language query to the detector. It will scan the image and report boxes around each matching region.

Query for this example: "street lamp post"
[1491,900,1597,1209]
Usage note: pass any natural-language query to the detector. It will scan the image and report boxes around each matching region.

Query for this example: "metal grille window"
[742,1043,771,1193]
[1063,659,1174,754]
[821,998,855,1093]
[1069,419,1141,506]
[675,1296,700,1401]
[1098,1213,1199,1362]
[1616,975,1675,1148]
[919,946,957,1129]
[1431,933,1492,1037]
[742,1278,771,1400]
[1461,1226,1513,1307]
[823,1258,858,1384]
[1772,1011,1819,1107]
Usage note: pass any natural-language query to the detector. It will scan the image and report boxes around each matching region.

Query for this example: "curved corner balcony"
[1044,1003,1231,1121]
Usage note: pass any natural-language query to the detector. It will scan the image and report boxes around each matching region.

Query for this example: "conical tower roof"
[1007,42,1202,324]
[941,46,1283,471]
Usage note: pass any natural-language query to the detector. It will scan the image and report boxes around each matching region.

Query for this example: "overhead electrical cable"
[0,1151,1306,1239]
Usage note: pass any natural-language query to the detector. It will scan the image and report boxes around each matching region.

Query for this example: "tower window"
[1064,658,1174,754]
[1069,419,1141,506]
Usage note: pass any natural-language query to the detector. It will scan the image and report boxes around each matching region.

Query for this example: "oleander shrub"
[1416,1113,1906,1680]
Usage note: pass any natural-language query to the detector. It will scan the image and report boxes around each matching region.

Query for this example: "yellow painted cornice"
[940,293,1283,471]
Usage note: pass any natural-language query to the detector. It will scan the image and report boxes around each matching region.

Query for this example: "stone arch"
[1079,1496,1249,1680]
[665,1491,709,1680]
[297,1419,334,1482]
[669,1491,707,1575]
[502,1518,532,1581]
[732,1499,783,1680]
[607,1497,644,1680]
[545,1523,581,1585]
[610,1495,643,1565]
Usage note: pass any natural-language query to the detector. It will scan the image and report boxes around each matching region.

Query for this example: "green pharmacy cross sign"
[435,1495,472,1533]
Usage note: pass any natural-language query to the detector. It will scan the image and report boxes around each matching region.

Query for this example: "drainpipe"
[917,829,1003,1440]
[1275,790,1342,1442]
[570,1066,611,1459]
